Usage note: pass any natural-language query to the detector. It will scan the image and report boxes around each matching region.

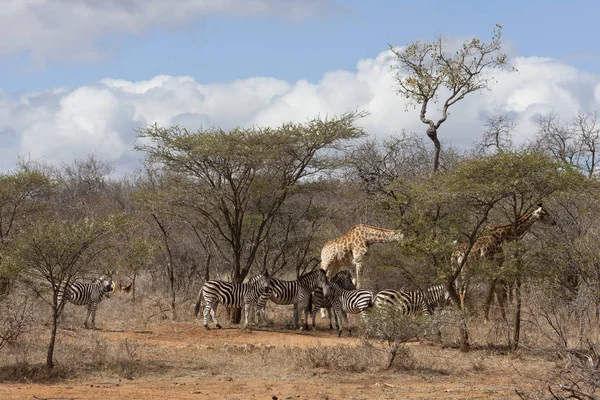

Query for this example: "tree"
[389,24,512,171]
[0,168,54,295]
[4,215,122,368]
[403,151,583,351]
[536,110,600,178]
[474,113,516,155]
[136,112,366,322]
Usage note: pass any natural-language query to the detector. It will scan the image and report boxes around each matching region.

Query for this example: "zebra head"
[100,271,115,296]
[258,269,271,290]
[332,270,355,290]
[316,268,328,286]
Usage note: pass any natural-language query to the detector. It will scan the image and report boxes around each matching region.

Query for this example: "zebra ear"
[263,269,270,277]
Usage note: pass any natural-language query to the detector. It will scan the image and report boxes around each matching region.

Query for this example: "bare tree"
[475,113,516,154]
[389,24,513,171]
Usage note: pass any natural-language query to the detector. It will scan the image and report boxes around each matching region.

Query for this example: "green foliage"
[5,214,125,299]
[134,111,367,280]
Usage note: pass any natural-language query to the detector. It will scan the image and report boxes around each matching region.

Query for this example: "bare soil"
[0,318,555,400]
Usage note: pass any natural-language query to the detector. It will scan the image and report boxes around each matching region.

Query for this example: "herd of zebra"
[57,256,449,337]
[193,267,451,337]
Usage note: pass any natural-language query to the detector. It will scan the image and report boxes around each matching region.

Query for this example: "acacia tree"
[403,151,582,351]
[4,215,122,368]
[136,112,366,322]
[389,24,512,171]
[0,168,54,295]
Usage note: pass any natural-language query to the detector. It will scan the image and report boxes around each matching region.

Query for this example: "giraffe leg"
[495,281,508,323]
[353,250,366,289]
[484,279,497,322]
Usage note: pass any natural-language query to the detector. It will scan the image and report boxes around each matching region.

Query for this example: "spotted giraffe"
[320,224,404,289]
[451,203,556,321]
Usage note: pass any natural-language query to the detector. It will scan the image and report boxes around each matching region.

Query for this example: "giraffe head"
[392,230,405,242]
[532,203,556,226]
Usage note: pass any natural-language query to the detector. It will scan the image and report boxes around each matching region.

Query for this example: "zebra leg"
[203,304,211,330]
[344,311,351,337]
[212,303,222,329]
[300,299,310,331]
[328,308,335,330]
[309,304,317,330]
[84,303,95,329]
[335,308,344,337]
[244,304,250,329]
[206,301,221,329]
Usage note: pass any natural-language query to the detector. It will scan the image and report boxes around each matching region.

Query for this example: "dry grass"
[1,283,598,399]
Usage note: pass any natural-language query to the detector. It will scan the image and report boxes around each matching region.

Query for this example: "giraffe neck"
[354,225,402,245]
[489,209,540,244]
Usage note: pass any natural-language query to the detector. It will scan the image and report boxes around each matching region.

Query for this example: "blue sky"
[1,0,600,174]
[2,0,598,94]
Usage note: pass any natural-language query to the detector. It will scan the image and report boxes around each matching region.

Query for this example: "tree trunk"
[169,264,176,320]
[426,126,442,172]
[446,278,470,351]
[47,307,58,369]
[511,277,522,351]
[459,316,470,352]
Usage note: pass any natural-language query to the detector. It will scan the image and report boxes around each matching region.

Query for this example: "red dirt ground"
[0,321,550,399]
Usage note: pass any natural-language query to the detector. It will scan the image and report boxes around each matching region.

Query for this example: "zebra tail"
[194,287,204,317]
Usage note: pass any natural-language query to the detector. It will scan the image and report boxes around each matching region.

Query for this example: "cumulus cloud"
[1,50,599,174]
[0,0,338,63]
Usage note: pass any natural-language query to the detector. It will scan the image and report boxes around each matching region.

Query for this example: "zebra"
[194,270,272,330]
[308,269,355,330]
[375,284,451,316]
[255,268,328,330]
[322,279,374,337]
[58,272,115,329]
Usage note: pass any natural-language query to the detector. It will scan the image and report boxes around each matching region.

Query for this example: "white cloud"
[0,0,337,64]
[1,50,599,174]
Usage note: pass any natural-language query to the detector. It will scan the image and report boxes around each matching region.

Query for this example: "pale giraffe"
[320,224,404,289]
[451,203,556,321]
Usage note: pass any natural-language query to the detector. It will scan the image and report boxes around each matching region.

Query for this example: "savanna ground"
[0,290,578,400]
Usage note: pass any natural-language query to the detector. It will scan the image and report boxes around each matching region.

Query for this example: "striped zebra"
[375,284,451,316]
[322,279,374,337]
[58,272,115,329]
[194,271,271,330]
[255,268,328,330]
[308,269,355,330]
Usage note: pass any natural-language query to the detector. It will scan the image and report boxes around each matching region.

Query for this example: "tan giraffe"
[320,224,405,289]
[451,203,556,321]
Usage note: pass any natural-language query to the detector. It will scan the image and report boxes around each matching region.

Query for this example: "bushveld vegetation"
[2,26,600,398]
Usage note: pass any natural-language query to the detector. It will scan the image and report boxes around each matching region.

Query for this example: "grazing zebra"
[308,269,355,330]
[194,271,272,330]
[375,284,451,316]
[322,279,374,337]
[255,268,328,330]
[58,272,115,329]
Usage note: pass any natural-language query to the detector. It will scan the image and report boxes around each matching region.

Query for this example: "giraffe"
[451,203,556,321]
[320,224,404,290]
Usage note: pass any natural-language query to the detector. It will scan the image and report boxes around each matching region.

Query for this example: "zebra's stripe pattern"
[375,284,450,316]
[256,268,328,330]
[194,272,272,330]
[309,270,355,330]
[59,273,115,329]
[322,279,374,337]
